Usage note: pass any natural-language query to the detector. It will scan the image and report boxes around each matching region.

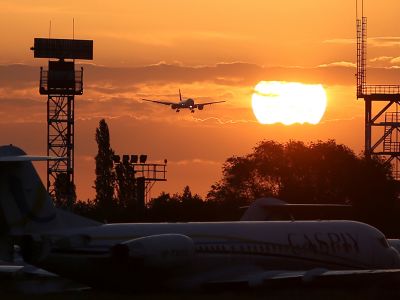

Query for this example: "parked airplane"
[142,90,225,112]
[1,144,400,291]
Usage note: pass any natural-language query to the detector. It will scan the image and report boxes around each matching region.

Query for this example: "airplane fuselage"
[27,220,400,290]
[171,98,195,110]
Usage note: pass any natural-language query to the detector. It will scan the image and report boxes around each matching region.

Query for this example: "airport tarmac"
[2,286,400,300]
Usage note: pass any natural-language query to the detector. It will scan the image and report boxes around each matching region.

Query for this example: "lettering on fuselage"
[287,232,360,255]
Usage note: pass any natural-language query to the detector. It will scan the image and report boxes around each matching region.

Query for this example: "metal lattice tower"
[31,38,93,206]
[356,13,400,179]
[43,66,81,201]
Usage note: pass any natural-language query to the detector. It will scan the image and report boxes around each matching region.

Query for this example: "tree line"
[55,119,400,236]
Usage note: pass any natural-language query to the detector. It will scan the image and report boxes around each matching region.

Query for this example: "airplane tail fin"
[240,198,288,221]
[179,89,182,101]
[0,145,99,237]
[241,197,352,221]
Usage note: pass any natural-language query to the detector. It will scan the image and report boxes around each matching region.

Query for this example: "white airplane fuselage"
[27,220,400,290]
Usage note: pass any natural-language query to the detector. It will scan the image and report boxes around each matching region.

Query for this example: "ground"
[2,286,400,300]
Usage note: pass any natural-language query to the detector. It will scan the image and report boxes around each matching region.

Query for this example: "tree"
[94,119,115,217]
[147,187,205,222]
[207,140,399,231]
[179,186,204,220]
[114,160,136,209]
[147,192,180,222]
[54,173,76,209]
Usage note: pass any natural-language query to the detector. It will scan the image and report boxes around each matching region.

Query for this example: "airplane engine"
[171,104,179,109]
[197,105,204,110]
[111,234,195,268]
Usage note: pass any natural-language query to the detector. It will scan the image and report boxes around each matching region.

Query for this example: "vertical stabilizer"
[241,197,288,221]
[0,145,99,236]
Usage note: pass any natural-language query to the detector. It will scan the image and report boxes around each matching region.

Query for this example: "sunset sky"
[1,0,400,201]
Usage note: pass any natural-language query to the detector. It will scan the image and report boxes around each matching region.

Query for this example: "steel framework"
[40,66,83,205]
[113,155,167,209]
[32,38,92,208]
[133,162,167,203]
[357,16,400,179]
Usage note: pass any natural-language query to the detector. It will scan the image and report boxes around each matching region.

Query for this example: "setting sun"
[251,81,327,125]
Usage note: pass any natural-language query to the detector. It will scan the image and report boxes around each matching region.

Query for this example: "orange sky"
[1,0,400,200]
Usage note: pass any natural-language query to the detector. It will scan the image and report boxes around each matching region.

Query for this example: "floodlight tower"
[113,154,167,210]
[31,38,93,206]
[356,2,400,179]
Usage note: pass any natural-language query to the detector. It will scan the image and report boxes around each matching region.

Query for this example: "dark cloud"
[77,62,400,87]
[86,84,141,94]
[0,96,42,107]
[0,64,37,88]
[0,62,372,91]
[0,97,44,123]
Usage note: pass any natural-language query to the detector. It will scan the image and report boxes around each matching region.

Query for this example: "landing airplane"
[1,144,400,291]
[142,90,225,112]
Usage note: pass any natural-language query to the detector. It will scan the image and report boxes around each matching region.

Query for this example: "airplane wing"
[202,268,400,290]
[0,264,57,279]
[141,99,176,105]
[195,100,226,106]
[0,264,89,294]
[0,155,64,162]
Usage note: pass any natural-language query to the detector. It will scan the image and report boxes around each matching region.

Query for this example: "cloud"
[172,159,221,166]
[0,64,37,88]
[81,62,354,87]
[369,37,400,47]
[0,96,44,124]
[190,116,257,125]
[3,61,400,125]
[390,57,400,64]
[320,116,361,124]
[324,37,400,48]
[370,56,393,62]
[0,62,360,95]
[318,61,356,68]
